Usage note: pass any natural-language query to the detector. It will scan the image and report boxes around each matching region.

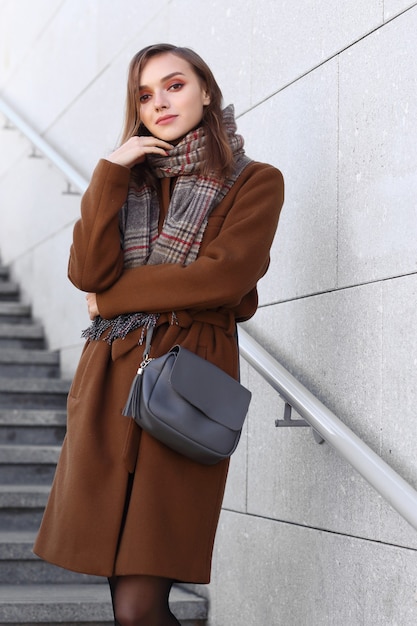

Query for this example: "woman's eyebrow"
[139,71,186,91]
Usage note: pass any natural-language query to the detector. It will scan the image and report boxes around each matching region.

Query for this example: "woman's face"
[138,52,210,142]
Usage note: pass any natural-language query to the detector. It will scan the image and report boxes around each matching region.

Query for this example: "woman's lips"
[156,115,178,125]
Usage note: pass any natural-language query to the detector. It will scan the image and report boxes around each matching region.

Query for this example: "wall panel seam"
[221,508,417,552]
[258,270,417,309]
[237,3,417,120]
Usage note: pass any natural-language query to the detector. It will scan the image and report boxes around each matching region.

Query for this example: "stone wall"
[1,1,417,623]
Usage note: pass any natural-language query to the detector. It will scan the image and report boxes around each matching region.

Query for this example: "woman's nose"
[154,91,169,110]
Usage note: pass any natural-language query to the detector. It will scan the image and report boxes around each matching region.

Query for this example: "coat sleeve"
[68,159,131,292]
[95,163,284,318]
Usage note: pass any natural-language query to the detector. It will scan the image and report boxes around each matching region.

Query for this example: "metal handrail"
[2,94,417,531]
[0,97,88,193]
[238,327,417,530]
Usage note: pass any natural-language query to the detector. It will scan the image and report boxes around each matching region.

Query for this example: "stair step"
[0,323,44,349]
[0,445,61,485]
[0,378,70,410]
[0,484,50,507]
[0,410,66,445]
[0,445,61,465]
[0,485,50,531]
[0,283,19,302]
[0,532,105,585]
[0,583,207,624]
[0,583,113,624]
[0,349,60,378]
[0,302,31,324]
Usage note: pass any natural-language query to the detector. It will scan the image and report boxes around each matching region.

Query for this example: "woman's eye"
[168,82,184,91]
[139,93,151,103]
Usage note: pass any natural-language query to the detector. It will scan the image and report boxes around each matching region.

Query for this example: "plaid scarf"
[82,105,251,344]
[121,104,250,268]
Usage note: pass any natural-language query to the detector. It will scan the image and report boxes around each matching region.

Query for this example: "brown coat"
[33,158,284,583]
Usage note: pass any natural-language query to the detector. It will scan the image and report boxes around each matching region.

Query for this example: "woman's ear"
[202,88,211,106]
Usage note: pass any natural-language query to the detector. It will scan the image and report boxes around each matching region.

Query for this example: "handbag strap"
[143,325,154,360]
[135,325,155,375]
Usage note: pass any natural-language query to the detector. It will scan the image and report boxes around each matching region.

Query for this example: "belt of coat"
[110,308,236,362]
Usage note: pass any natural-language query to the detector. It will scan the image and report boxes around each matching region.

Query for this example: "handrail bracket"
[275,401,325,444]
[62,181,81,196]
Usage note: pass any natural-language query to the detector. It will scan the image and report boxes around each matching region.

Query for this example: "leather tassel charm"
[123,327,154,419]
[122,368,144,419]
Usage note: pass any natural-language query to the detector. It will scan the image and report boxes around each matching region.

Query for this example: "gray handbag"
[122,331,251,465]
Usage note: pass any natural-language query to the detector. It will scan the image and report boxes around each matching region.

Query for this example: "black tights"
[108,575,181,626]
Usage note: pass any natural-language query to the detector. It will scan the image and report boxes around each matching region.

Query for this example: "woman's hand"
[106,136,174,168]
[86,293,99,320]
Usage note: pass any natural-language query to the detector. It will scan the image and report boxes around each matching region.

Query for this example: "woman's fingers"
[86,293,99,320]
[107,136,174,168]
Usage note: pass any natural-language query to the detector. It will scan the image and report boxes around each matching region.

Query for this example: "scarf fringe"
[82,313,160,345]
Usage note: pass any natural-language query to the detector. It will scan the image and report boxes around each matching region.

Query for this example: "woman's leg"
[108,574,180,626]
[108,577,118,625]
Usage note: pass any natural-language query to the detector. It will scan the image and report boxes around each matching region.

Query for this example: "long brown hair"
[121,43,234,178]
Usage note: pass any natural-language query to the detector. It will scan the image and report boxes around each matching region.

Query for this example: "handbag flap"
[169,346,251,431]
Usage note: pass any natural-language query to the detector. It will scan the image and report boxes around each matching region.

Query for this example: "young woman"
[34,43,284,625]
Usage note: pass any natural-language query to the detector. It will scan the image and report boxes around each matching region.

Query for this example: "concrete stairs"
[0,261,208,625]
